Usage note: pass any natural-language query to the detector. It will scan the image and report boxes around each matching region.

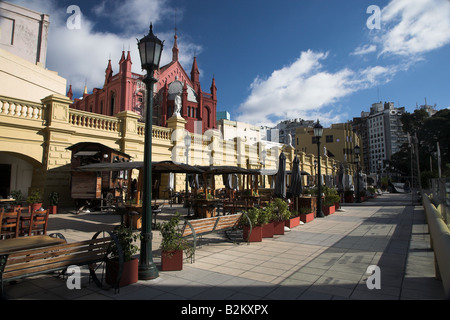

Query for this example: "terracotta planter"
[30,203,42,211]
[273,221,285,235]
[344,195,354,203]
[322,205,335,216]
[300,212,314,223]
[262,222,274,238]
[48,205,58,214]
[161,250,183,271]
[106,258,138,287]
[285,216,300,228]
[243,225,262,242]
[334,202,340,211]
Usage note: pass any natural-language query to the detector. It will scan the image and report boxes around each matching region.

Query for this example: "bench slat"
[4,245,109,273]
[4,251,107,279]
[6,241,110,266]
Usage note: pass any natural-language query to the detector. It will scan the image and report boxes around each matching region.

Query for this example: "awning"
[73,151,100,157]
[74,160,204,174]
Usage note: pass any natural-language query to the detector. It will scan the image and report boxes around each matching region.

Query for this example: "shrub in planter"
[27,189,43,211]
[48,191,59,214]
[344,190,354,203]
[267,198,291,235]
[286,210,300,228]
[299,206,314,223]
[159,213,193,270]
[106,224,140,287]
[10,190,23,208]
[242,207,263,242]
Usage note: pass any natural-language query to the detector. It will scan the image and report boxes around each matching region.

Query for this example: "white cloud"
[8,0,201,96]
[236,50,396,127]
[91,0,174,35]
[242,0,450,127]
[351,44,377,56]
[378,0,450,57]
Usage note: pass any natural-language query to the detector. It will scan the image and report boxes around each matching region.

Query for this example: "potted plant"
[299,206,314,223]
[106,224,140,287]
[242,207,263,242]
[344,190,354,203]
[48,191,59,214]
[286,210,300,228]
[260,206,274,238]
[323,186,339,215]
[268,198,291,235]
[10,190,23,209]
[160,212,193,271]
[27,189,43,211]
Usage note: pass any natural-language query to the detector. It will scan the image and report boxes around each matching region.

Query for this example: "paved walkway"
[2,193,446,301]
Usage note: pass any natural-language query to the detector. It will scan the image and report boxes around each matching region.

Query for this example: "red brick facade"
[68,32,217,134]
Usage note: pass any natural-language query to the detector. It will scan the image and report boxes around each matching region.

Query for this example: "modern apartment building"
[352,102,408,174]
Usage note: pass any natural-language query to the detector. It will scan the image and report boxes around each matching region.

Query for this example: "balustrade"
[0,96,42,120]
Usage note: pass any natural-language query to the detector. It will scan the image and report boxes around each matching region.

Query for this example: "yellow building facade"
[295,123,364,170]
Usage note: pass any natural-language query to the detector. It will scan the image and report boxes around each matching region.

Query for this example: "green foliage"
[10,190,23,205]
[26,189,43,204]
[160,213,193,258]
[111,224,140,262]
[242,207,262,226]
[266,198,291,221]
[299,206,312,214]
[323,186,340,206]
[48,191,59,206]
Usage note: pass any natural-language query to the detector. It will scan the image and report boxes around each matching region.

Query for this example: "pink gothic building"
[68,33,217,134]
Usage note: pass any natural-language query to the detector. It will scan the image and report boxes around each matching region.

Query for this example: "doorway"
[0,164,12,198]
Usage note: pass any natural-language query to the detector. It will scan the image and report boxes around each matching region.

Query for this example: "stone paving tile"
[2,193,446,302]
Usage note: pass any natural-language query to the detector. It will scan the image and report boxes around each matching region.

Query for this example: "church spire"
[172,29,179,62]
[191,56,200,91]
[67,84,73,100]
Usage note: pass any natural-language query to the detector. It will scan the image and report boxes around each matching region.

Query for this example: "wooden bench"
[181,213,251,263]
[0,231,123,298]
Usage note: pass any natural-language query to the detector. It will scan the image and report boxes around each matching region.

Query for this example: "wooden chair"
[27,209,49,236]
[1,208,21,239]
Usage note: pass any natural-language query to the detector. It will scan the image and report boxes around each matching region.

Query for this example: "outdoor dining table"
[0,235,67,254]
[192,198,223,218]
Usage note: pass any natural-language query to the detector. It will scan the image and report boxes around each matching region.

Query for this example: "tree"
[396,108,450,179]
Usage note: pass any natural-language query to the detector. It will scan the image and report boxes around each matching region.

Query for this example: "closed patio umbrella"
[274,152,286,198]
[222,174,232,189]
[289,156,302,197]
[189,174,199,189]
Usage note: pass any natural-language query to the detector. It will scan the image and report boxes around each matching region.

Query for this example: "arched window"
[110,92,116,115]
[205,107,211,128]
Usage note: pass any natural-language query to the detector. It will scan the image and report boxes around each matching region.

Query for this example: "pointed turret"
[105,59,113,85]
[172,31,179,62]
[191,56,200,92]
[67,84,73,100]
[211,76,217,100]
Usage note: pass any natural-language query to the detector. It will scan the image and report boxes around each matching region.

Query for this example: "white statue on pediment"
[173,91,182,116]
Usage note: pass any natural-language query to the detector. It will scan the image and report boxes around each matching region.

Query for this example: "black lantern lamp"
[137,23,164,280]
[314,120,324,218]
[354,145,361,203]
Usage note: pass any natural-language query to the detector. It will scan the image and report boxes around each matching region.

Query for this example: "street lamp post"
[354,145,361,203]
[314,120,324,218]
[137,23,164,280]
[184,132,191,207]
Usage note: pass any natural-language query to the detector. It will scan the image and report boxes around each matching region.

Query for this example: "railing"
[69,109,119,132]
[0,96,43,120]
[137,122,172,140]
[430,178,450,225]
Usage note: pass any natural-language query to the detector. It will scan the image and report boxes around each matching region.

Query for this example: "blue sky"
[10,0,450,127]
